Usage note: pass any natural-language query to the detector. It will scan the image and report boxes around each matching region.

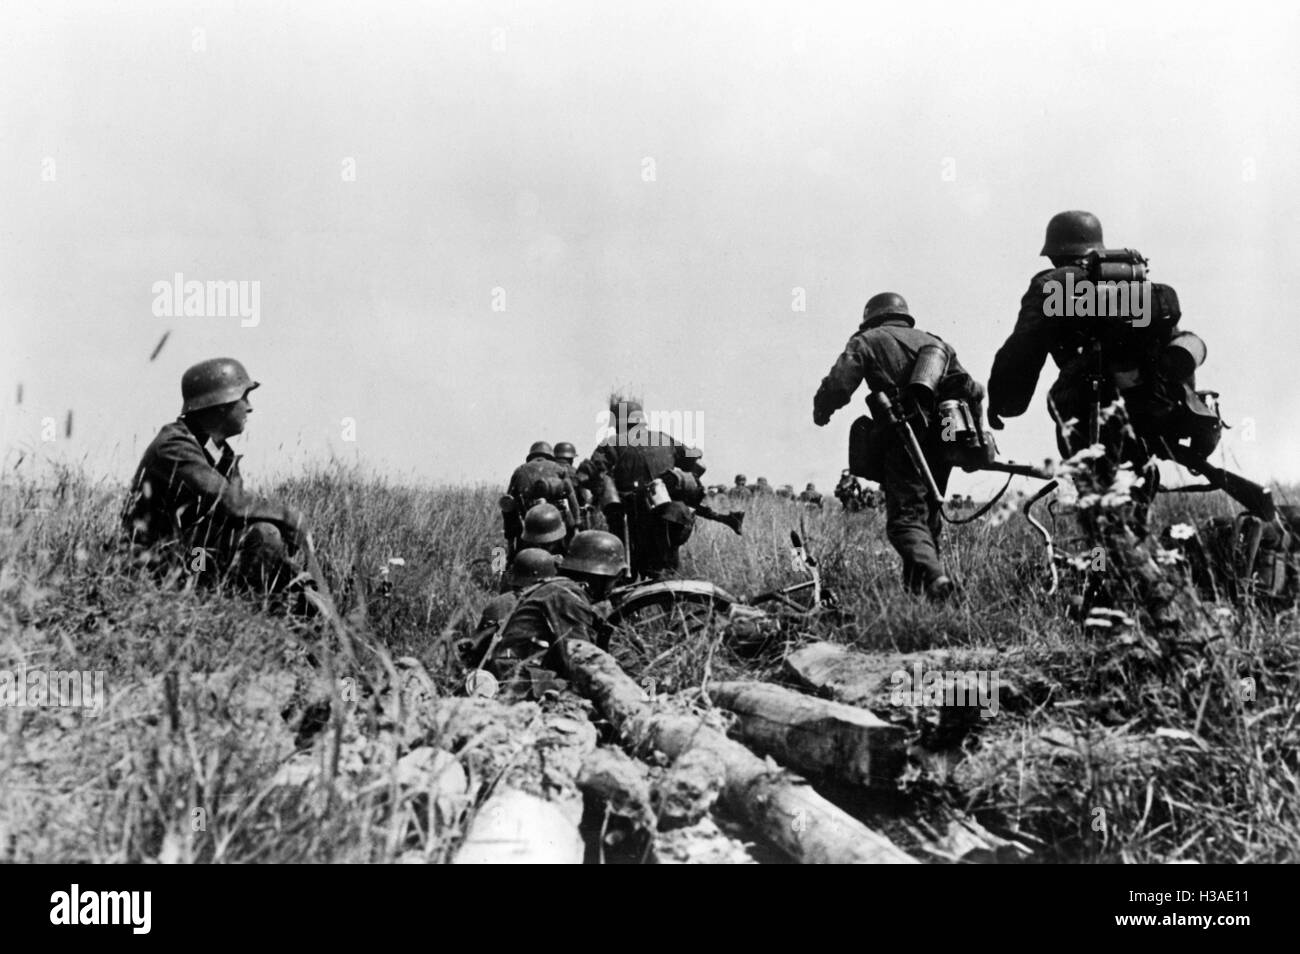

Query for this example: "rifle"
[1166,442,1277,522]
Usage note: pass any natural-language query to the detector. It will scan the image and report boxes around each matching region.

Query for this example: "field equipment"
[1082,247,1148,282]
[181,358,259,414]
[606,531,837,653]
[660,466,744,534]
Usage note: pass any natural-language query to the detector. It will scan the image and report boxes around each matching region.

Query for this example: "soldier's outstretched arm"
[813,344,866,426]
[988,277,1056,424]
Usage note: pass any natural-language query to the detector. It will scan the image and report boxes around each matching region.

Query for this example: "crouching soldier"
[814,293,984,599]
[465,548,559,664]
[480,531,626,692]
[121,358,307,597]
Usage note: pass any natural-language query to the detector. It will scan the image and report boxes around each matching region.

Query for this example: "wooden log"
[453,788,585,864]
[707,680,906,788]
[562,640,917,864]
[652,748,725,830]
[578,747,656,832]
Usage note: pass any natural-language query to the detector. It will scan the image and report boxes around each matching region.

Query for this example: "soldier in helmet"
[502,441,581,555]
[553,441,595,528]
[579,396,705,580]
[814,293,985,600]
[988,210,1217,539]
[754,477,773,496]
[464,548,559,665]
[834,469,863,511]
[121,357,308,597]
[727,474,751,499]
[483,531,625,687]
[798,482,824,508]
[519,502,568,557]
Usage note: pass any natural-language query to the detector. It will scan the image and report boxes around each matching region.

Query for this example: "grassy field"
[1,463,1296,863]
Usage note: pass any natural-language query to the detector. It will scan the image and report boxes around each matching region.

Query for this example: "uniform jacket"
[988,267,1188,420]
[495,577,609,663]
[814,316,984,422]
[121,419,297,548]
[506,458,581,525]
[584,426,703,497]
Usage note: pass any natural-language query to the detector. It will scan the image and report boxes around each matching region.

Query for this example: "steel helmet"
[735,474,747,484]
[521,503,565,545]
[553,441,577,462]
[805,483,817,492]
[610,397,645,425]
[507,547,558,587]
[527,441,555,461]
[1040,210,1104,258]
[560,530,627,578]
[862,292,913,328]
[181,358,259,414]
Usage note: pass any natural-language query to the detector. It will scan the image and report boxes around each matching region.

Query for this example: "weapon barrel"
[977,461,1053,480]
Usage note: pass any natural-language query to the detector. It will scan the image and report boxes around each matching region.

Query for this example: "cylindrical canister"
[647,478,672,508]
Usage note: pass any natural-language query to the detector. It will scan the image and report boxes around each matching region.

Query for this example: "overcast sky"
[3,0,1298,496]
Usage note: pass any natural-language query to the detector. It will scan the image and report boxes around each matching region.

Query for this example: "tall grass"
[0,463,1295,862]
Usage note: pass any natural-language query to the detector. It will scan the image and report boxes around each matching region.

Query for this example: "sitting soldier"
[121,357,307,597]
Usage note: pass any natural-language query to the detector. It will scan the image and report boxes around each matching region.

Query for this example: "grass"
[0,462,1296,863]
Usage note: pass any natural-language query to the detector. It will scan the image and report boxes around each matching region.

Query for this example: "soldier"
[777,484,795,500]
[519,502,568,557]
[814,292,985,599]
[121,357,307,597]
[798,482,824,508]
[581,397,705,580]
[466,548,558,664]
[482,531,625,686]
[727,474,752,499]
[834,469,863,511]
[502,441,582,555]
[754,477,773,496]
[553,441,578,475]
[988,210,1217,538]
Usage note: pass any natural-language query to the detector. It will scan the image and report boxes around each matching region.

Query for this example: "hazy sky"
[3,0,1298,496]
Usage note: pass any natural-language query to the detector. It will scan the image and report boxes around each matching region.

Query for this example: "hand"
[987,411,1005,431]
[813,408,831,427]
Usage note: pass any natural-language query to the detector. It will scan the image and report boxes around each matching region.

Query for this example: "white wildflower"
[1168,523,1195,541]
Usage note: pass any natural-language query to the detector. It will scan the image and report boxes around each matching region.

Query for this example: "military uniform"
[583,419,703,580]
[487,577,611,680]
[504,456,581,552]
[814,296,981,595]
[121,418,301,590]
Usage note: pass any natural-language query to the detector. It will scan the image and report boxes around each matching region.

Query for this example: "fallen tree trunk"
[563,640,916,864]
[707,680,906,789]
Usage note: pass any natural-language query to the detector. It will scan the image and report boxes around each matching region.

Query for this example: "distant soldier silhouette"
[814,293,984,599]
[798,483,824,508]
[753,477,774,496]
[727,474,752,499]
[121,358,308,598]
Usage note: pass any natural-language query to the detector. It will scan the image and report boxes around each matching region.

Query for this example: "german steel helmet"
[1040,210,1104,258]
[862,292,914,328]
[181,358,259,414]
[521,503,566,545]
[553,441,577,462]
[527,441,555,461]
[561,530,627,577]
[507,547,558,587]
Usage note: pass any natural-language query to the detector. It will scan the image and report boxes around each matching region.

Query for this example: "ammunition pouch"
[849,414,886,482]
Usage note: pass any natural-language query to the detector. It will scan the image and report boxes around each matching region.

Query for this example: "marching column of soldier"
[121,210,1297,685]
